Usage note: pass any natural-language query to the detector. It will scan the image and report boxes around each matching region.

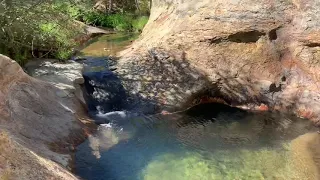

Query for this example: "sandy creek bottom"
[75,103,320,180]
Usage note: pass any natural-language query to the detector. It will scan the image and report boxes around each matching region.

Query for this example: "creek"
[74,33,320,180]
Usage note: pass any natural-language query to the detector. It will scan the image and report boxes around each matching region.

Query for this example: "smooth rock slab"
[0,54,85,179]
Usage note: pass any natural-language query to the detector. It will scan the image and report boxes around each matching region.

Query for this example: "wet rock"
[81,58,127,114]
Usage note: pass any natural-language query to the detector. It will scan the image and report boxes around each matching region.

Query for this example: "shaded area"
[80,57,127,115]
[79,47,213,116]
[74,33,139,120]
[209,30,266,44]
[227,30,265,43]
[115,48,211,113]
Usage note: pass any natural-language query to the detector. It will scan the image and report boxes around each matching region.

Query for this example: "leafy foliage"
[52,0,149,32]
[0,0,149,64]
[0,0,85,64]
[82,13,134,31]
[132,16,149,32]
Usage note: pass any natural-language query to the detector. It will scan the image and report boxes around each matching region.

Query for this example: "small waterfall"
[80,57,127,117]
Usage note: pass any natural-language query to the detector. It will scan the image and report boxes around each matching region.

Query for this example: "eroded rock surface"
[25,59,86,104]
[0,55,87,179]
[112,0,320,123]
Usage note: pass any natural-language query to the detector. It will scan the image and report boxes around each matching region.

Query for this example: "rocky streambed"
[30,33,320,180]
[8,47,320,180]
[2,0,320,179]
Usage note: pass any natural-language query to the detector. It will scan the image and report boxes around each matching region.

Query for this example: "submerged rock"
[291,132,320,180]
[141,143,316,180]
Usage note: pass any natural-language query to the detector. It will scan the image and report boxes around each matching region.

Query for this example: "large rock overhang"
[113,0,320,124]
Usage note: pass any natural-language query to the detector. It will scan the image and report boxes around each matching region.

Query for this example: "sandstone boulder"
[114,0,320,124]
[0,54,87,179]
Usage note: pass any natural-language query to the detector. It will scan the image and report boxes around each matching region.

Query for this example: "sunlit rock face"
[25,59,84,93]
[0,55,86,179]
[114,0,320,123]
[25,59,86,104]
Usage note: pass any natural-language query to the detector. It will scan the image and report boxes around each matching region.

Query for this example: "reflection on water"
[80,33,138,57]
[75,103,320,180]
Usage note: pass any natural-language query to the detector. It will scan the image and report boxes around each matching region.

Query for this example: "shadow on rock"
[80,57,127,116]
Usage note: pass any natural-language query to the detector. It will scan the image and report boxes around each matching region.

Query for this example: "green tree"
[0,0,150,64]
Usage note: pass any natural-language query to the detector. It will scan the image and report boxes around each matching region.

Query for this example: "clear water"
[80,33,139,57]
[75,103,319,180]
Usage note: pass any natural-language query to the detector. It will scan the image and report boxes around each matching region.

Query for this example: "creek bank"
[74,22,115,46]
[0,54,95,179]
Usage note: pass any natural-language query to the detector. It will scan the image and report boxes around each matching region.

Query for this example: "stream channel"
[74,33,320,180]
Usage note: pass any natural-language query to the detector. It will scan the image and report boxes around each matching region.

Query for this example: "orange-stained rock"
[114,0,320,124]
[258,104,269,111]
[297,109,315,119]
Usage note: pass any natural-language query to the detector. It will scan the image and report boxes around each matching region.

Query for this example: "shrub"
[0,0,149,64]
[0,0,85,64]
[132,16,149,32]
[82,12,148,32]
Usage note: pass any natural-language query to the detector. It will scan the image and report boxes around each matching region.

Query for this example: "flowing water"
[75,33,320,180]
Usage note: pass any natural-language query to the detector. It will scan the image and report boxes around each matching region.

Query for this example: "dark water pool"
[75,103,318,180]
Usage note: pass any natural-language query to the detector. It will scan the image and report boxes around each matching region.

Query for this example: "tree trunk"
[149,0,152,11]
[135,0,140,13]
[108,0,113,14]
